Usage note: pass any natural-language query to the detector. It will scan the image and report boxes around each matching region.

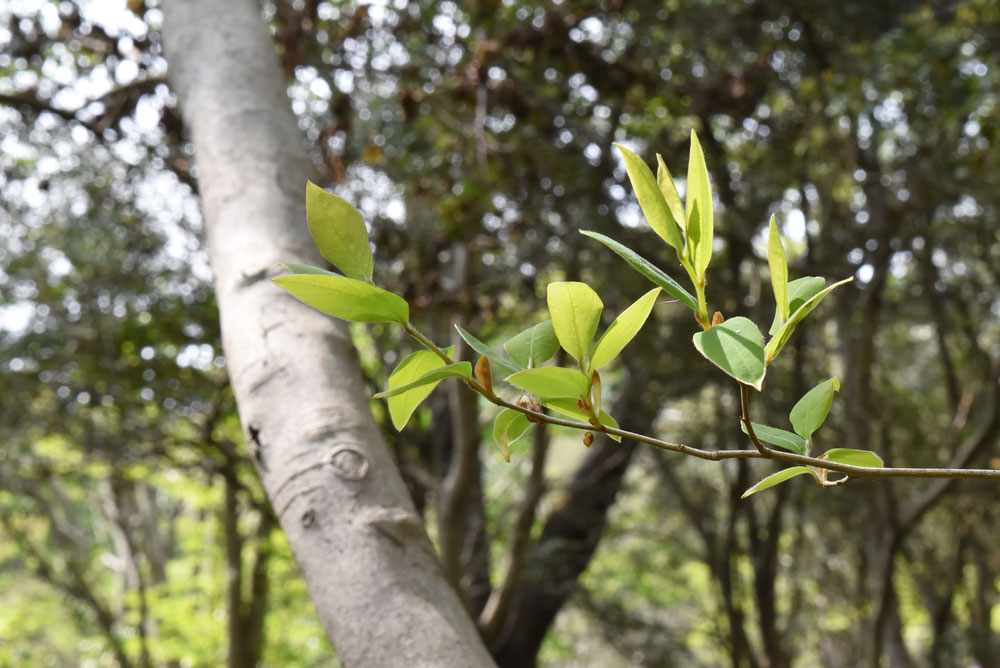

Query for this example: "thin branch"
[402,327,1000,484]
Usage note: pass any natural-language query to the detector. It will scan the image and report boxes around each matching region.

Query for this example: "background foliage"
[1,0,998,666]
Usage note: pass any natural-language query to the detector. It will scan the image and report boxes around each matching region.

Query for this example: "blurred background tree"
[1,0,998,666]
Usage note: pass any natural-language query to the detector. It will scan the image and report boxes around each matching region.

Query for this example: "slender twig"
[400,325,1000,482]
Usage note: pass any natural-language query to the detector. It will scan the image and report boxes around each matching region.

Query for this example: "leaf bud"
[712,311,725,326]
[583,432,594,447]
[475,356,493,396]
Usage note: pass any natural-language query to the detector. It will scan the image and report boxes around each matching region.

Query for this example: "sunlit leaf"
[493,408,532,462]
[741,466,816,498]
[656,154,686,234]
[765,278,853,363]
[305,181,373,281]
[373,362,470,399]
[273,273,408,323]
[280,262,338,276]
[692,316,766,390]
[686,131,714,277]
[503,320,559,369]
[789,377,840,440]
[768,276,826,336]
[768,215,789,323]
[615,143,683,252]
[589,288,661,370]
[740,422,808,455]
[382,347,455,430]
[454,325,521,378]
[505,367,590,399]
[821,448,883,468]
[580,230,699,311]
[546,282,603,363]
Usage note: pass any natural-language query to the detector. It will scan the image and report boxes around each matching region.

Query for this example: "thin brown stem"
[400,329,1000,483]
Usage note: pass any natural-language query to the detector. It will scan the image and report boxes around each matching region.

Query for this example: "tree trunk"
[162,1,494,665]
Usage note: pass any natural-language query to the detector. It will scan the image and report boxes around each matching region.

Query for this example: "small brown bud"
[519,395,542,423]
[583,432,594,447]
[712,311,725,326]
[475,356,493,395]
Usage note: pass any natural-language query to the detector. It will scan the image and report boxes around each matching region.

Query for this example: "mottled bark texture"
[162,1,494,665]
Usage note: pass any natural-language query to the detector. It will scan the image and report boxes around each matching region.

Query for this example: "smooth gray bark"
[162,2,494,665]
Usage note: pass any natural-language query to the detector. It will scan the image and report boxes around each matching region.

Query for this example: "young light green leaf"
[547,282,603,364]
[505,367,590,399]
[768,215,789,323]
[768,276,826,336]
[503,320,559,369]
[542,399,621,442]
[692,316,766,390]
[656,154,686,234]
[740,422,808,455]
[454,325,521,378]
[614,143,683,252]
[821,448,884,468]
[305,181,373,281]
[589,288,661,370]
[383,347,454,430]
[373,362,471,399]
[579,231,699,312]
[280,263,339,276]
[273,273,409,323]
[765,277,853,363]
[741,466,816,499]
[789,377,840,441]
[685,199,702,271]
[686,131,714,277]
[493,408,532,462]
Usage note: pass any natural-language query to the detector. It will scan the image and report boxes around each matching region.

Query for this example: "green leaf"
[768,215,789,323]
[614,143,684,252]
[542,398,621,442]
[692,316,766,390]
[765,277,853,363]
[686,131,714,277]
[821,448,884,468]
[546,282,603,364]
[506,367,590,399]
[503,320,559,369]
[740,422,808,455]
[280,263,339,276]
[589,288,661,370]
[580,230,699,312]
[741,466,816,499]
[454,325,521,378]
[685,199,702,270]
[493,408,532,462]
[768,276,825,336]
[789,377,840,440]
[656,154,686,234]
[373,362,471,399]
[383,347,455,430]
[273,273,409,323]
[305,181,373,281]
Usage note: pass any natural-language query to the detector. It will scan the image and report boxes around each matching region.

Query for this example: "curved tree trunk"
[162,1,494,665]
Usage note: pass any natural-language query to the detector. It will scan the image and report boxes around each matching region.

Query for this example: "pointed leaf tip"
[615,143,684,252]
[305,181,374,281]
[742,466,815,498]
